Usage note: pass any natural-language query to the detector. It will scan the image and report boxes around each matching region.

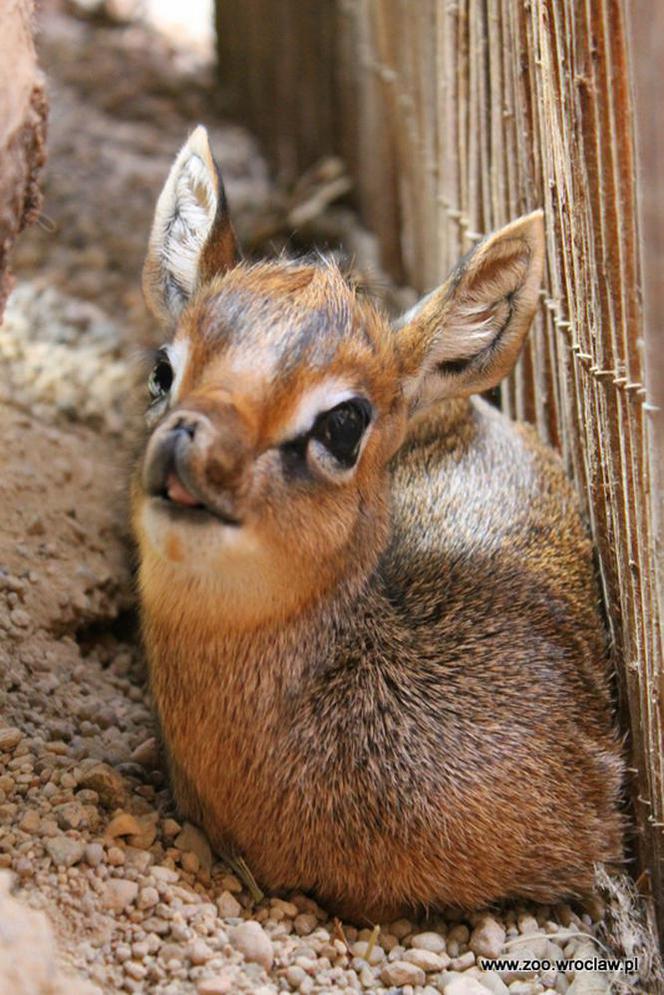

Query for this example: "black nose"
[144,416,199,497]
[171,416,198,440]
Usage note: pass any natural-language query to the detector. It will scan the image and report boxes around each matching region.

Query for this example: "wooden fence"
[216,0,663,939]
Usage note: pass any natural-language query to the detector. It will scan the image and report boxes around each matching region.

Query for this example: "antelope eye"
[312,398,372,468]
[148,350,173,400]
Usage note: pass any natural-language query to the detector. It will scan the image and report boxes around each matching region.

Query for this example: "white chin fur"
[141,500,257,572]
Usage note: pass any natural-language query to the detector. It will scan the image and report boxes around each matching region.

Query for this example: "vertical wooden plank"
[0,0,47,316]
[627,0,664,941]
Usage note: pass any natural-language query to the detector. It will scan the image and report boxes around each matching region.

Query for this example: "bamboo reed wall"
[216,0,664,937]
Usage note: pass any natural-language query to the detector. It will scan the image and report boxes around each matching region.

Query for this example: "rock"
[130,737,159,768]
[124,847,152,873]
[410,931,447,954]
[9,609,30,628]
[220,874,242,893]
[450,950,475,970]
[390,918,413,939]
[45,836,85,867]
[173,822,212,870]
[270,897,299,917]
[77,764,125,808]
[380,960,426,987]
[197,976,234,995]
[107,846,125,866]
[230,920,274,971]
[444,977,491,995]
[152,865,179,883]
[101,878,138,912]
[124,960,147,980]
[160,941,185,963]
[187,938,213,964]
[128,814,158,850]
[567,976,611,994]
[0,870,100,995]
[477,972,510,994]
[351,940,386,965]
[18,809,40,833]
[170,921,191,943]
[142,916,170,936]
[105,811,143,838]
[161,818,181,839]
[496,947,538,982]
[181,851,199,874]
[293,912,317,936]
[137,886,159,910]
[469,916,506,961]
[286,964,307,987]
[84,843,104,867]
[55,801,86,830]
[217,890,242,918]
[403,947,448,971]
[448,924,470,945]
[0,727,22,750]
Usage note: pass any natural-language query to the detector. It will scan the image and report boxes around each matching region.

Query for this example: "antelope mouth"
[151,472,242,527]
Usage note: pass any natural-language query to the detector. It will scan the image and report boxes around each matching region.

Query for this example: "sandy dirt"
[0,4,660,995]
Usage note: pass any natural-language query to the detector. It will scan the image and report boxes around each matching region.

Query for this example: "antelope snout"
[142,408,246,525]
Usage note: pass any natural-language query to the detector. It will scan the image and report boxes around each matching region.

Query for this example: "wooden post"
[628,0,664,938]
[0,0,47,317]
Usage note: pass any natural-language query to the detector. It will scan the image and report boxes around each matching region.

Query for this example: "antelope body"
[133,127,623,922]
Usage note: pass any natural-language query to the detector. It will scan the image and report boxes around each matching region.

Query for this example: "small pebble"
[469,916,506,961]
[351,940,386,965]
[197,977,233,995]
[84,842,104,867]
[230,920,274,971]
[138,886,159,910]
[217,890,242,918]
[410,931,447,954]
[444,976,492,995]
[403,947,448,972]
[45,836,85,867]
[101,878,139,912]
[106,811,143,838]
[381,960,425,986]
[173,822,212,870]
[77,764,125,809]
[187,938,213,964]
[293,913,317,936]
[0,728,22,750]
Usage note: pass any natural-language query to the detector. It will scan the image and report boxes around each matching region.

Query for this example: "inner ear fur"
[143,125,240,325]
[399,210,545,409]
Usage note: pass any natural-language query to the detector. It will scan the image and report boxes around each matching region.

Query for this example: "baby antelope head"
[134,125,545,626]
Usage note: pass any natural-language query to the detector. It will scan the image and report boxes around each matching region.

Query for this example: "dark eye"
[148,350,173,401]
[312,398,372,468]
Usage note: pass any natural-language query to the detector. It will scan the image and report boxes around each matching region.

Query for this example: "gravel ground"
[0,4,660,994]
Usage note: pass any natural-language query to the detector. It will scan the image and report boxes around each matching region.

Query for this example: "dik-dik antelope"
[132,126,623,922]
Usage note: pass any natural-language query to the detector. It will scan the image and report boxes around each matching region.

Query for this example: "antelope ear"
[397,211,545,413]
[143,125,240,323]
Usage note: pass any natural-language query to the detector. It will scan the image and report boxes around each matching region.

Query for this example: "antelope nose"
[143,410,212,499]
[170,414,200,440]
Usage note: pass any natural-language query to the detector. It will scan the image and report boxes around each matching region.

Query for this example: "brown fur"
[132,130,624,924]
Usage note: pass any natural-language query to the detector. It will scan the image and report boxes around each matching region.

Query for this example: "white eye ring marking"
[278,379,360,442]
[167,338,190,402]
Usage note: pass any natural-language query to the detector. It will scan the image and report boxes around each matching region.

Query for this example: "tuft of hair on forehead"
[217,254,354,301]
[188,256,371,352]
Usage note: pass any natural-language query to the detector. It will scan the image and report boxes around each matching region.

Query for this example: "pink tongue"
[166,472,201,507]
